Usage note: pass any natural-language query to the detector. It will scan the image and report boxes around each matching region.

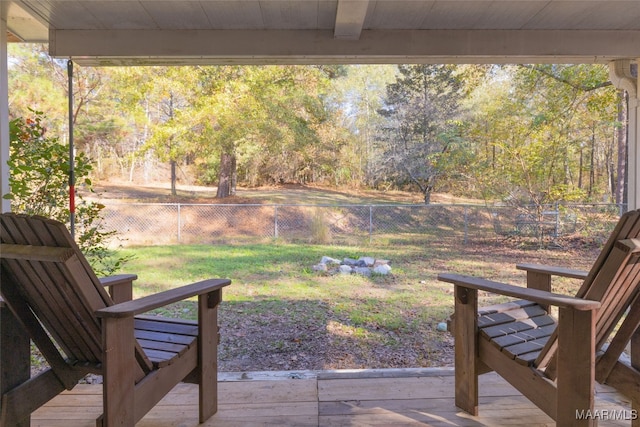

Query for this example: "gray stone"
[312,263,328,272]
[436,322,448,332]
[339,265,353,274]
[354,267,372,276]
[315,256,393,278]
[373,264,392,275]
[359,256,375,267]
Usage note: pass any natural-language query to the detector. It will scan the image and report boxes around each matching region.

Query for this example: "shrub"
[3,110,130,276]
[310,208,332,244]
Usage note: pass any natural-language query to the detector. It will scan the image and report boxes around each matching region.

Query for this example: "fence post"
[369,205,373,244]
[554,202,559,238]
[274,205,279,239]
[177,203,181,243]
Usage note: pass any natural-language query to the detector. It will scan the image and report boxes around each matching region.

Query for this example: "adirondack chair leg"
[198,289,222,423]
[101,316,136,427]
[0,307,30,427]
[556,307,596,426]
[454,285,479,416]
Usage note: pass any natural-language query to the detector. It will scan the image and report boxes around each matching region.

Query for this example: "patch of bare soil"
[90,180,477,206]
[217,300,455,372]
[91,182,257,205]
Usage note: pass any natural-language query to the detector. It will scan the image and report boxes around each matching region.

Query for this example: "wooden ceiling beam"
[334,0,369,40]
[49,29,640,66]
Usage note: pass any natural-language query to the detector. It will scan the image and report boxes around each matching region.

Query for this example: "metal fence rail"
[101,202,626,247]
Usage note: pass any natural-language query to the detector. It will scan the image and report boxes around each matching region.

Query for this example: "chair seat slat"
[477,299,538,316]
[134,329,195,346]
[134,318,198,336]
[502,336,550,359]
[480,314,555,339]
[478,304,547,328]
[490,323,555,349]
[138,338,192,355]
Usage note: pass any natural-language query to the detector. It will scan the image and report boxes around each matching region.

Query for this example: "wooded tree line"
[8,44,628,206]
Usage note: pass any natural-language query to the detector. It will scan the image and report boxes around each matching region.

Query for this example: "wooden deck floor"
[33,368,633,426]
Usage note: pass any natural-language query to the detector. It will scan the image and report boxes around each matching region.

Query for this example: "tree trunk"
[216,152,236,198]
[230,155,237,196]
[589,124,596,199]
[423,185,433,204]
[170,159,177,196]
[578,146,584,190]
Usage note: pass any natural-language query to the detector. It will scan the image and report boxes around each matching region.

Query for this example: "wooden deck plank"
[31,369,633,426]
[317,371,523,402]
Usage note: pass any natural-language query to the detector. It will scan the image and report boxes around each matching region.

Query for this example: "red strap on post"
[69,185,75,213]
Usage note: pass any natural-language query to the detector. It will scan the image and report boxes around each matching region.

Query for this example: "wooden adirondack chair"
[0,213,231,426]
[438,209,640,426]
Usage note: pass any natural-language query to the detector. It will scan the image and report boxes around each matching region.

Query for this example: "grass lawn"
[119,236,597,371]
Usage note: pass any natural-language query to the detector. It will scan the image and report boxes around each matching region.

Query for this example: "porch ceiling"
[4,0,640,65]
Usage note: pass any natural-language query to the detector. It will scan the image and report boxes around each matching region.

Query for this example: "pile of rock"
[312,256,391,276]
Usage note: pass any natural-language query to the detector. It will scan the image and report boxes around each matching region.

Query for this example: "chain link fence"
[101,202,626,247]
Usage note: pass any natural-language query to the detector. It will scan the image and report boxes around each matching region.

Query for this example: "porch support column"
[610,59,639,211]
[0,12,10,213]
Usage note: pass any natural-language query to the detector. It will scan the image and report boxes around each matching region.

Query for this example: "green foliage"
[462,64,619,206]
[375,65,467,203]
[192,65,340,188]
[310,209,332,244]
[4,111,130,276]
[7,43,624,207]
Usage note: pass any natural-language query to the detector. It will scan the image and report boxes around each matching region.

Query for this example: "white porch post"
[633,65,640,211]
[0,14,10,213]
[610,59,639,211]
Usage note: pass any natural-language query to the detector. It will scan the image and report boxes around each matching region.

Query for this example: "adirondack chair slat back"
[593,240,640,348]
[1,214,112,365]
[579,211,640,349]
[578,210,640,299]
[536,210,640,377]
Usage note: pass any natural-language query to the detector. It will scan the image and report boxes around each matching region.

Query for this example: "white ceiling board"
[198,1,265,29]
[140,1,212,30]
[524,1,640,30]
[365,1,434,29]
[472,2,548,30]
[318,1,339,29]
[80,1,157,30]
[421,1,492,30]
[421,1,544,30]
[4,2,49,41]
[38,1,103,30]
[259,0,322,29]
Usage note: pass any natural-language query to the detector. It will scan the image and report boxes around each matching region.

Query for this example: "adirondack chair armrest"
[99,274,139,288]
[516,263,588,280]
[95,278,231,318]
[437,273,600,311]
[100,274,139,303]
